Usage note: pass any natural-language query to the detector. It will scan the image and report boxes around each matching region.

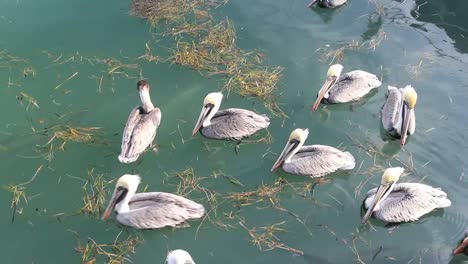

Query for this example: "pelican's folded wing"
[122,192,205,229]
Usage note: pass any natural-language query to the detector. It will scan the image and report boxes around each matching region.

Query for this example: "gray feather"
[201,108,270,140]
[283,145,355,177]
[381,86,403,136]
[117,192,205,229]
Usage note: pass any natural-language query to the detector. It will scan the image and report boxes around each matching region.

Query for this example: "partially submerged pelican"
[312,64,382,111]
[454,232,468,256]
[382,85,418,145]
[362,167,451,224]
[271,128,355,177]
[102,175,205,229]
[192,92,270,140]
[308,0,347,8]
[166,249,195,264]
[118,80,161,163]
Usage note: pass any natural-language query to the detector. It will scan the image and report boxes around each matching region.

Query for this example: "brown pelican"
[362,167,451,224]
[192,92,270,140]
[166,249,195,264]
[454,232,468,256]
[118,80,161,163]
[308,0,347,8]
[312,64,382,111]
[271,128,355,177]
[381,85,417,145]
[102,174,205,229]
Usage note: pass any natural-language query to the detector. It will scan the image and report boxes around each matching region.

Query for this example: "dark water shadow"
[307,5,345,24]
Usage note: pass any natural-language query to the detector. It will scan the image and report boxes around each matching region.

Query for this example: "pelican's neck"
[284,140,305,163]
[139,89,154,113]
[202,104,220,127]
[115,188,137,214]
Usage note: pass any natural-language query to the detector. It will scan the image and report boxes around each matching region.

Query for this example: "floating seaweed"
[75,232,143,264]
[130,0,227,25]
[3,165,42,222]
[44,125,102,150]
[239,221,303,255]
[80,168,111,217]
[225,179,285,209]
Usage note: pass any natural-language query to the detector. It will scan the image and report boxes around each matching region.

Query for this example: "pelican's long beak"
[312,76,337,111]
[271,140,299,172]
[361,182,394,224]
[308,0,318,7]
[192,104,213,136]
[400,106,414,145]
[453,237,468,255]
[102,186,127,220]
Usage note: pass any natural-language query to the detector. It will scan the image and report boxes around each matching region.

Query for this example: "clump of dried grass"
[45,125,102,150]
[167,167,219,212]
[225,179,284,208]
[75,233,142,264]
[80,168,111,217]
[130,0,227,25]
[239,221,303,255]
[3,165,42,222]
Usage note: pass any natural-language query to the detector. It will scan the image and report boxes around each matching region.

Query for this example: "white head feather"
[403,85,418,109]
[204,92,223,106]
[288,128,309,143]
[166,249,195,264]
[381,167,404,184]
[201,92,223,127]
[114,174,141,213]
[327,64,343,77]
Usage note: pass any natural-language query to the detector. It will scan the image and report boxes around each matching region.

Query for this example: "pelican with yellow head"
[312,64,381,111]
[381,85,418,145]
[362,167,451,224]
[102,174,205,229]
[271,128,355,177]
[192,92,270,140]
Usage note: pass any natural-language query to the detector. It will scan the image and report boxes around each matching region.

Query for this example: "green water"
[1,0,467,263]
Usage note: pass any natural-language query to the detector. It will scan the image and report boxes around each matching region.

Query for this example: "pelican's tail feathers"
[118,154,139,163]
[256,114,270,128]
[437,197,452,208]
[341,151,356,170]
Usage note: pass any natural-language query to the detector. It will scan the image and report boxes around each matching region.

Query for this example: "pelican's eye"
[289,139,300,145]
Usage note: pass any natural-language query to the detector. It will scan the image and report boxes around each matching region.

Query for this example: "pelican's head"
[166,249,195,264]
[137,80,150,91]
[401,86,418,145]
[102,174,141,220]
[192,92,223,136]
[381,167,404,185]
[312,64,343,111]
[362,167,404,224]
[271,128,309,172]
[403,86,418,109]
